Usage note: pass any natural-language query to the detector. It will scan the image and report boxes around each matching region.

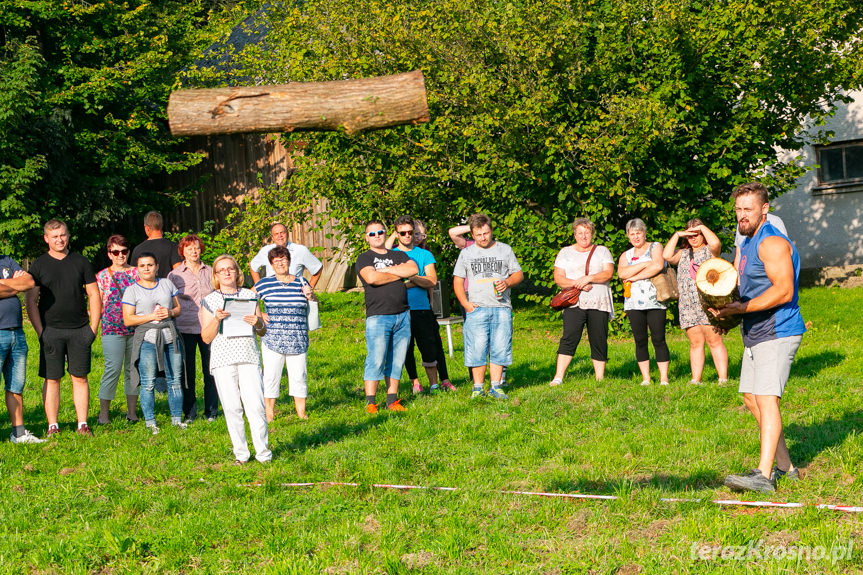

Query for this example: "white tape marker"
[239,481,863,513]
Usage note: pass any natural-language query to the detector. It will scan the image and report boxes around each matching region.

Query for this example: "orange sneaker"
[386,399,407,412]
[365,403,378,414]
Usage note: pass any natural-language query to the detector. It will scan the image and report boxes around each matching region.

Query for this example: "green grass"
[2,286,862,573]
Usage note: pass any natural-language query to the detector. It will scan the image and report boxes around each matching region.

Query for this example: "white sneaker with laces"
[10,430,45,444]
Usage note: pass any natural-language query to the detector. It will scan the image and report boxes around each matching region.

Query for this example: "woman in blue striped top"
[254,245,314,421]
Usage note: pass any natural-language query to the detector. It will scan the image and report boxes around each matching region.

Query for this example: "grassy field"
[2,286,862,574]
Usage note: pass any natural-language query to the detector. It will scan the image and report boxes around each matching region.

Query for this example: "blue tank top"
[738,222,806,347]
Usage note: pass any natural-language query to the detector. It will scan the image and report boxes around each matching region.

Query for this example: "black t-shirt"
[355,249,411,317]
[29,252,97,329]
[131,238,181,278]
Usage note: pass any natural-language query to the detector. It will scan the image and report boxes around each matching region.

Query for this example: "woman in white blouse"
[201,255,271,464]
[549,218,615,385]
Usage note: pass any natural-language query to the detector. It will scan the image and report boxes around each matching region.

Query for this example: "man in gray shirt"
[453,213,523,400]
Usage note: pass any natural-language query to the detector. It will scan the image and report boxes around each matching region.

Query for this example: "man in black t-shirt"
[25,219,102,437]
[355,220,418,413]
[131,211,181,279]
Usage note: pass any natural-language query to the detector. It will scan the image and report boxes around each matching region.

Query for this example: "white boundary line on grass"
[237,480,863,513]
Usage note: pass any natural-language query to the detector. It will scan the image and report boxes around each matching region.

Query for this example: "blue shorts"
[463,307,513,368]
[363,311,411,381]
[0,328,28,394]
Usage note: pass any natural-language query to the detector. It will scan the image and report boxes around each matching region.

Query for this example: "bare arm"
[169,295,181,319]
[249,268,262,284]
[712,237,795,318]
[123,303,163,327]
[85,282,102,334]
[617,252,650,281]
[453,274,474,313]
[662,234,684,266]
[308,268,323,289]
[384,232,398,250]
[200,306,228,344]
[410,263,438,289]
[358,260,419,286]
[622,244,664,282]
[695,224,722,257]
[0,270,35,298]
[25,287,43,337]
[448,225,470,249]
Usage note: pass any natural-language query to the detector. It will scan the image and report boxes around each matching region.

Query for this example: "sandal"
[640,380,651,386]
[549,378,563,387]
[688,379,702,385]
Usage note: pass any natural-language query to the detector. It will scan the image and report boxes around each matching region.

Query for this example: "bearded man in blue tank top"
[710,182,806,493]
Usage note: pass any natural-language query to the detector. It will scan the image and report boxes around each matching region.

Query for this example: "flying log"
[167,70,430,137]
[695,257,742,331]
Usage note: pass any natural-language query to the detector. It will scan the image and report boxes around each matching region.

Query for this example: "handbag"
[650,262,679,303]
[300,277,321,331]
[550,245,597,311]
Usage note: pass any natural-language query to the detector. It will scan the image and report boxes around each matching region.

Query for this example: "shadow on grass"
[546,469,725,495]
[790,350,845,379]
[785,408,863,468]
[273,415,387,457]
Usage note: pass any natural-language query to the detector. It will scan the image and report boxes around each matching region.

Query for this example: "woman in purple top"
[96,234,139,424]
[168,234,218,421]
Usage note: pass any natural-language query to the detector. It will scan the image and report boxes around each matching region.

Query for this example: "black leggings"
[404,310,449,382]
[626,309,670,363]
[557,307,609,361]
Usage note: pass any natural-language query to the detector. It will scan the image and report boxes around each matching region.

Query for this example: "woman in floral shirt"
[96,234,139,423]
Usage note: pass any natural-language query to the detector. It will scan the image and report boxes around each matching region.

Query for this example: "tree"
[195,0,863,296]
[0,0,253,259]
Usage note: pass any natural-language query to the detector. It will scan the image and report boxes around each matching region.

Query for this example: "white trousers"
[211,363,272,463]
[261,345,308,399]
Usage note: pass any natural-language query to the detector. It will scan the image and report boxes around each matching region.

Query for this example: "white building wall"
[772,90,863,269]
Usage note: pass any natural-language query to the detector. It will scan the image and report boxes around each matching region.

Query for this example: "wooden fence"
[164,134,355,291]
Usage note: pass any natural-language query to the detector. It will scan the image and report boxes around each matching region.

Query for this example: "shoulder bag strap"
[584,245,598,277]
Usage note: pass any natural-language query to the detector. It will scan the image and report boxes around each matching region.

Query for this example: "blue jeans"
[138,341,184,424]
[0,328,27,394]
[463,307,513,368]
[363,311,411,381]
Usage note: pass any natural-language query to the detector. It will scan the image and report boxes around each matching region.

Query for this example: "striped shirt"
[255,276,309,355]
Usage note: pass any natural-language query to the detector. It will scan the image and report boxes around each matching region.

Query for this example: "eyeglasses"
[367,230,386,237]
[109,249,129,256]
[215,268,237,275]
[397,230,414,236]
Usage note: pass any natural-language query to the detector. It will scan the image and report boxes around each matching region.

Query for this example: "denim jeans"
[138,341,184,425]
[363,311,411,381]
[463,306,513,367]
[0,328,28,394]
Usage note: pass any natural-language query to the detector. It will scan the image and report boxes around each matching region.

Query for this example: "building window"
[814,140,863,194]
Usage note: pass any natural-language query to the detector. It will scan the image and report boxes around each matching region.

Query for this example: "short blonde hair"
[211,254,244,289]
[572,218,595,235]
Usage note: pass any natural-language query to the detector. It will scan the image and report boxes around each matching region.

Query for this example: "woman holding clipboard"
[201,255,271,464]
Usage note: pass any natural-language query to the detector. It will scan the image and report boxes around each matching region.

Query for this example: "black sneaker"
[724,469,776,493]
[770,466,800,483]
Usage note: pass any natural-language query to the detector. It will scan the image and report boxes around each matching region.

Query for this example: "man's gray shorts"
[738,335,803,398]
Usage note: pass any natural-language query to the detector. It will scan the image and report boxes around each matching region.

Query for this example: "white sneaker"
[10,430,45,444]
[147,424,160,435]
[172,421,188,430]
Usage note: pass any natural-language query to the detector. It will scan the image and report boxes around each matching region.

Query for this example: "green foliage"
[190,0,863,298]
[0,0,257,258]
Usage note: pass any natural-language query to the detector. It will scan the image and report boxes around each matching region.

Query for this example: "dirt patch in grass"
[362,514,381,534]
[616,565,642,575]
[401,551,435,569]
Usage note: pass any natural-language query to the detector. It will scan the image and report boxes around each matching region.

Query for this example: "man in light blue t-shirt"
[453,213,523,400]
[389,216,455,395]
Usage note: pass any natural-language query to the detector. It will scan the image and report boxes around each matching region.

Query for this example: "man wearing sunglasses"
[453,213,523,400]
[355,220,419,413]
[385,216,455,395]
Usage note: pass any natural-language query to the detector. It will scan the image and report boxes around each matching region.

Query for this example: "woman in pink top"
[168,234,217,421]
[96,234,139,424]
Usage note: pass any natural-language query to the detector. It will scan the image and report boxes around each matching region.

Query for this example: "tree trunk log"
[168,70,430,137]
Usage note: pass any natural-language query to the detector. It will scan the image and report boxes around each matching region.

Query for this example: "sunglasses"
[397,230,414,236]
[109,249,129,256]
[367,230,386,237]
